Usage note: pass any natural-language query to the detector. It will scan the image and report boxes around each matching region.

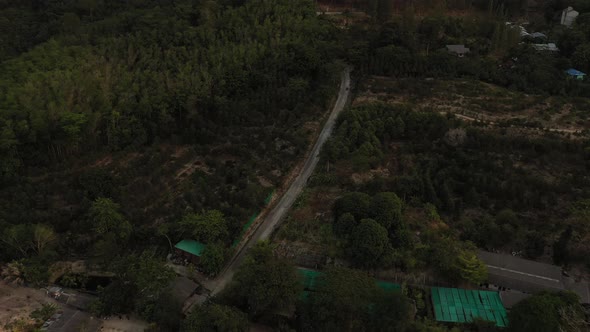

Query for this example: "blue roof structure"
[566,68,586,76]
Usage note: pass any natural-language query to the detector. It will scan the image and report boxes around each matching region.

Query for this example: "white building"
[561,6,579,27]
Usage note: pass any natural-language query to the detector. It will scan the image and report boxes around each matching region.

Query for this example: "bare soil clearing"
[0,282,49,331]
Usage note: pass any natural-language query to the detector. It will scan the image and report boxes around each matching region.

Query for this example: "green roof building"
[174,240,205,265]
[431,287,508,328]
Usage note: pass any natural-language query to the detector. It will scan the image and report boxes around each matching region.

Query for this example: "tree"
[1,224,33,258]
[305,267,377,331]
[508,291,582,332]
[30,303,58,323]
[1,261,25,285]
[77,0,98,19]
[369,290,412,332]
[333,192,371,221]
[430,235,485,284]
[349,219,390,268]
[572,43,590,73]
[201,242,225,276]
[88,198,131,240]
[334,212,356,237]
[32,224,56,255]
[369,192,403,230]
[62,13,80,33]
[93,250,175,319]
[182,304,249,332]
[180,210,228,244]
[455,251,488,284]
[224,241,299,316]
[151,293,183,332]
[553,226,572,266]
[495,209,517,225]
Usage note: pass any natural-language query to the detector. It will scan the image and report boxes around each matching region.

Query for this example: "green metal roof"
[174,239,205,257]
[431,287,508,327]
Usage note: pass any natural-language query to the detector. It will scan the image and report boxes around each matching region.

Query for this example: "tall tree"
[370,192,403,230]
[333,192,372,221]
[32,224,56,255]
[182,304,249,332]
[305,267,377,331]
[180,210,228,244]
[369,289,412,332]
[224,241,299,316]
[93,250,175,319]
[508,291,582,332]
[349,218,390,268]
[88,197,131,240]
[201,242,225,276]
[455,251,487,284]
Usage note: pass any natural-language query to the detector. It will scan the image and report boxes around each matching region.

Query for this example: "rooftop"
[174,239,206,257]
[566,68,586,76]
[529,32,547,39]
[446,44,470,54]
[431,287,508,327]
[532,43,559,52]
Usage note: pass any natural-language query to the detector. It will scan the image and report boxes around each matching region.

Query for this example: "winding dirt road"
[205,68,351,298]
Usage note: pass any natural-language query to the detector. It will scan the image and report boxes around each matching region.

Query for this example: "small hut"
[174,240,205,265]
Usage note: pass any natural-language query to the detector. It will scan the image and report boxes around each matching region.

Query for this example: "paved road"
[209,68,351,295]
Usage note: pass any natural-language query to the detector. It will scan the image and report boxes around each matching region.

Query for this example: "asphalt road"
[209,68,351,295]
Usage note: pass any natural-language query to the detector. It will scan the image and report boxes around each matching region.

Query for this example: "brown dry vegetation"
[0,283,49,331]
[356,76,590,135]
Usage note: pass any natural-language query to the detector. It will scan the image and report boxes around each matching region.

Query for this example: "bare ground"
[0,282,50,331]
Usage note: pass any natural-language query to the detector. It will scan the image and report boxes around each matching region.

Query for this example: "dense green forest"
[318,102,590,266]
[0,0,341,254]
[3,0,590,330]
[0,0,343,328]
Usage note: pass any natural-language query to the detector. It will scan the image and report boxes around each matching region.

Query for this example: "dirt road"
[206,68,351,297]
[446,112,583,135]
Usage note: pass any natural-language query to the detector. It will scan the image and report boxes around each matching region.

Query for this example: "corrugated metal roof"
[174,239,205,257]
[431,287,508,327]
[566,68,586,76]
[446,45,470,54]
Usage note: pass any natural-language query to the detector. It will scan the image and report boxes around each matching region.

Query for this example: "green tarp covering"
[431,287,508,327]
[231,190,274,248]
[298,268,323,291]
[297,268,402,301]
[376,280,402,292]
[174,239,205,257]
